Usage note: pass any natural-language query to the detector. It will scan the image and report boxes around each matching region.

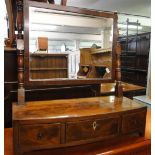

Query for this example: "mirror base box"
[13,96,147,155]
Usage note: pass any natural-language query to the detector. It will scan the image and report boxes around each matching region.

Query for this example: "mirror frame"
[24,0,118,87]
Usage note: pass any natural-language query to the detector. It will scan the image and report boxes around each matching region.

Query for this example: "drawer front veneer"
[66,117,120,143]
[122,110,146,135]
[19,123,61,147]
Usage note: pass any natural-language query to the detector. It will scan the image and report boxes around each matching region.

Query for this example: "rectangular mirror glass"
[29,6,113,80]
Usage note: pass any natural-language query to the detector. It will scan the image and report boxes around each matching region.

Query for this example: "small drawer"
[19,123,61,147]
[122,110,146,134]
[66,117,120,143]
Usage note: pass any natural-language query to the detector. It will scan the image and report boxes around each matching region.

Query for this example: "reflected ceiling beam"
[61,0,67,6]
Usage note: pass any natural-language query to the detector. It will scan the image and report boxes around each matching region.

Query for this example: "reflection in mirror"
[29,7,113,80]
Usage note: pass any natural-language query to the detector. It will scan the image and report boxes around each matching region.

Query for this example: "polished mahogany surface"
[101,82,145,94]
[100,82,146,99]
[6,109,150,155]
[13,96,146,121]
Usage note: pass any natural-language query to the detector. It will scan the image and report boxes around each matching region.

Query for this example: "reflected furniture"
[30,53,69,79]
[77,48,112,78]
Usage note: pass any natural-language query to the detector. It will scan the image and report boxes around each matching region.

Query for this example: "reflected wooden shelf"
[30,53,69,79]
[90,48,112,54]
[30,53,69,57]
[78,48,112,78]
[94,65,107,67]
[79,64,91,66]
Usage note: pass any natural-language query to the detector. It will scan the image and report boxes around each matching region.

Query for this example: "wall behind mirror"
[29,6,113,80]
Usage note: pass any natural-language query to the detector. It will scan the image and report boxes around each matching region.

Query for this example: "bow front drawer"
[66,117,120,143]
[18,123,61,147]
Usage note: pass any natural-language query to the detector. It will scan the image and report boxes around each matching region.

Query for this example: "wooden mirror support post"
[16,0,25,104]
[115,41,123,97]
[114,13,123,97]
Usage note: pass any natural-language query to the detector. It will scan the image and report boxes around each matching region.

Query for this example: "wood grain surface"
[13,96,146,121]
[5,109,150,155]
